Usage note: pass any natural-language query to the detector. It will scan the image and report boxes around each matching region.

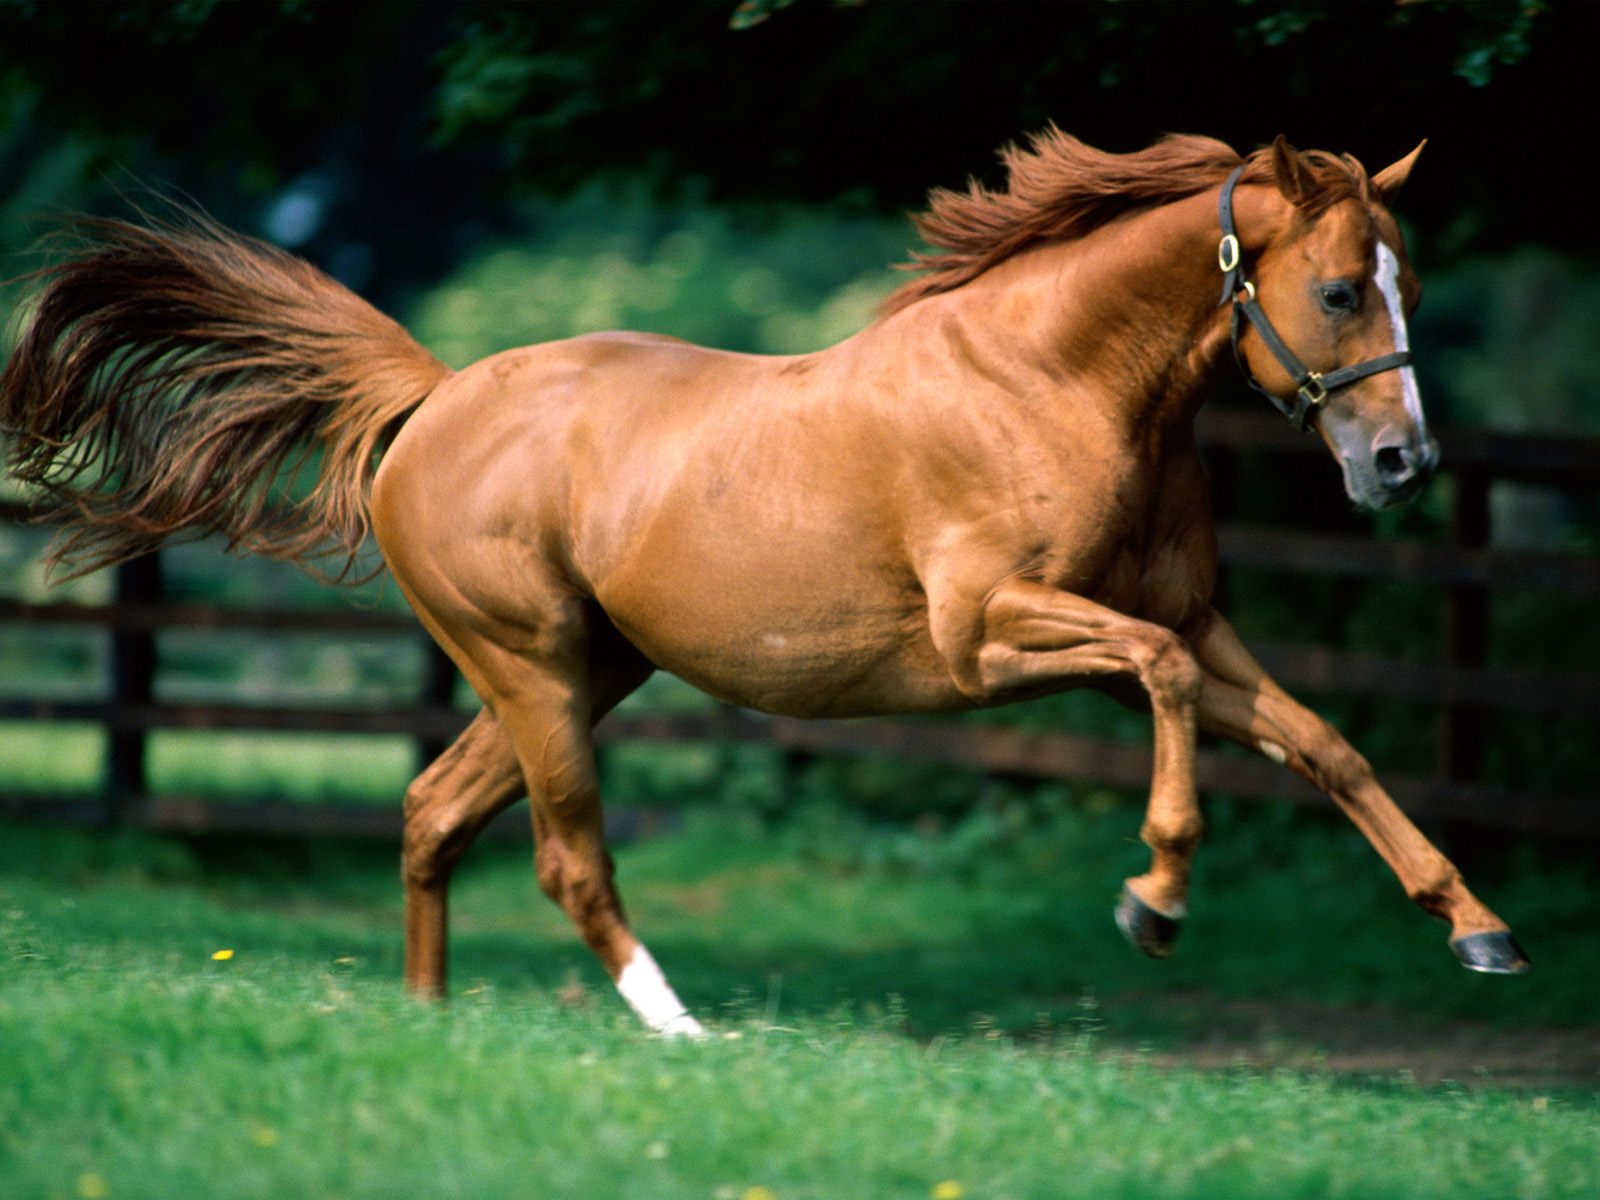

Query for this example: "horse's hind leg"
[1192,611,1528,974]
[421,599,704,1035]
[512,663,705,1033]
[402,708,524,998]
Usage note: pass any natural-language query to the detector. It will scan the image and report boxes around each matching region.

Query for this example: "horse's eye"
[1320,282,1359,313]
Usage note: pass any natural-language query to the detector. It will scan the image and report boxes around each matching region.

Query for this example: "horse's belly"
[643,622,962,718]
[594,555,963,718]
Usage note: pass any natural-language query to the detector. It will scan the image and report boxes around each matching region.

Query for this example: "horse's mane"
[882,128,1372,316]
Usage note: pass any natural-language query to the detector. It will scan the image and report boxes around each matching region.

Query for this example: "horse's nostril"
[1374,445,1410,482]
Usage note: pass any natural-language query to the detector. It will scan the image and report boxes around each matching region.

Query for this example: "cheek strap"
[1217,165,1413,433]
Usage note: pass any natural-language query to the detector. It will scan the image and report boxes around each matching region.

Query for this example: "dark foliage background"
[2,0,1587,309]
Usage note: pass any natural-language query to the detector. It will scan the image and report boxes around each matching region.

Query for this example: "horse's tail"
[0,210,451,581]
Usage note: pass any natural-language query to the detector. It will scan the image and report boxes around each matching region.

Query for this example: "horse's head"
[1236,137,1435,510]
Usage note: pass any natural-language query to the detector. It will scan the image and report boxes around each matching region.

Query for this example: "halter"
[1217,165,1413,432]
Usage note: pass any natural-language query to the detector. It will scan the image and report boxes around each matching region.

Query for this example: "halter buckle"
[1218,234,1241,274]
[1235,279,1256,303]
[1297,373,1328,408]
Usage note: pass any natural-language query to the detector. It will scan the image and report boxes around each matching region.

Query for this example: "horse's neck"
[898,189,1259,434]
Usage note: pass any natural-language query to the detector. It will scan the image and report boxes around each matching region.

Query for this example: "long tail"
[0,210,450,581]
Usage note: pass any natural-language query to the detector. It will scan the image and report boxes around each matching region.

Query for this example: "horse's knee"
[402,816,450,889]
[404,757,444,816]
[1134,630,1201,708]
[400,739,476,886]
[402,791,472,890]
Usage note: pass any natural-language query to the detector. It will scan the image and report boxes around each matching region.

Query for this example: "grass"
[5,985,1594,1200]
[2,803,1598,1199]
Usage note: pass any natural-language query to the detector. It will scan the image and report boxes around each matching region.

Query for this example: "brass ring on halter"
[1297,373,1328,407]
[1217,234,1241,273]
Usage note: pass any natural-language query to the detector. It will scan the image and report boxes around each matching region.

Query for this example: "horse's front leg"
[1191,610,1530,974]
[961,578,1203,956]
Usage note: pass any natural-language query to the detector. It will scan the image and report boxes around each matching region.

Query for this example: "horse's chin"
[1343,473,1426,512]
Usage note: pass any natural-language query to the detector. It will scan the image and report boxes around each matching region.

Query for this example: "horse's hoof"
[658,1012,709,1039]
[1450,930,1532,975]
[1115,886,1182,959]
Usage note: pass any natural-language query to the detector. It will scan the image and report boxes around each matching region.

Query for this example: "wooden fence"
[2,407,1598,840]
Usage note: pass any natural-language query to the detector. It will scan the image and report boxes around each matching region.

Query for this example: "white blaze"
[1374,242,1428,439]
[616,944,705,1038]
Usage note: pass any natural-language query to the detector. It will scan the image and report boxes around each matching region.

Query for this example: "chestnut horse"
[1,131,1529,1037]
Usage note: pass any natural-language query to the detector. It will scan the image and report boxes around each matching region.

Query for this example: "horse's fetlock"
[1143,813,1203,853]
[1405,863,1461,912]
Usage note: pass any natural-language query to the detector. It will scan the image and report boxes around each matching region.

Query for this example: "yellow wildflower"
[742,1188,777,1200]
[932,1183,966,1200]
[210,949,234,961]
[76,1174,107,1199]
[250,1122,280,1148]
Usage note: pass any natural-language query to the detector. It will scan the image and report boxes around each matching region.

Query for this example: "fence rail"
[3,409,1598,839]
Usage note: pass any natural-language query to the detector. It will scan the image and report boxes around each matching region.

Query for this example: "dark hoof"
[1115,886,1182,959]
[1451,930,1532,976]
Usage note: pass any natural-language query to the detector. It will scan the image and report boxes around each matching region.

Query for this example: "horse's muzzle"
[1367,431,1439,508]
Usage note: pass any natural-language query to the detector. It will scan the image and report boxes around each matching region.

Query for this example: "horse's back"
[376,332,741,517]
[372,331,746,592]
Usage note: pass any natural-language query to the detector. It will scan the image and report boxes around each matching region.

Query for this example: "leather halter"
[1217,165,1413,432]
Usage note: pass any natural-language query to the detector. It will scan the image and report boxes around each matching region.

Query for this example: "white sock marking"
[616,944,705,1038]
[1374,242,1428,440]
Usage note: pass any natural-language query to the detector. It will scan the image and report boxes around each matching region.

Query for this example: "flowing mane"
[882,127,1372,315]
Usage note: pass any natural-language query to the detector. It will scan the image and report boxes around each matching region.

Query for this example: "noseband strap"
[1217,165,1413,432]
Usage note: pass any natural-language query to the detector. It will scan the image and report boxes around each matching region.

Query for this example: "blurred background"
[1,0,1597,1043]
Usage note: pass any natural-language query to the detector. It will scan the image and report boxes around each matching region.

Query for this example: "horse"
[0,130,1530,1037]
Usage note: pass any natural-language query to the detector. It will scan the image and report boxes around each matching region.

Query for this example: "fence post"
[415,641,459,773]
[106,552,161,824]
[775,748,814,814]
[1440,466,1492,785]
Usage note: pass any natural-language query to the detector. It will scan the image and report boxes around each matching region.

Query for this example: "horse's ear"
[1270,135,1318,208]
[1372,140,1427,206]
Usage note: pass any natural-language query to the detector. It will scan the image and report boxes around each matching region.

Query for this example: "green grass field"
[2,802,1597,1199]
